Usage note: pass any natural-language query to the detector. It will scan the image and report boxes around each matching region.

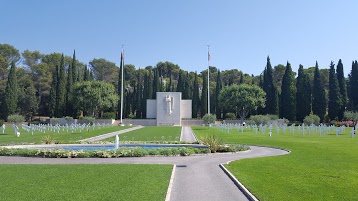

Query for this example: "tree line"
[0,43,357,122]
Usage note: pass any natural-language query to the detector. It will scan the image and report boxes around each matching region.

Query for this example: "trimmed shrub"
[7,114,25,123]
[225,113,236,119]
[203,114,216,124]
[102,112,116,119]
[81,116,95,124]
[303,114,320,125]
[250,115,270,125]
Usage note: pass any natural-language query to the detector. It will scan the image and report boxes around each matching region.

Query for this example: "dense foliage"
[0,43,356,122]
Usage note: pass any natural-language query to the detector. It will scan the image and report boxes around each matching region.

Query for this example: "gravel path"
[0,146,288,201]
[180,126,197,143]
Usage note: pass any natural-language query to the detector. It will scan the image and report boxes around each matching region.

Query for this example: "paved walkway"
[0,146,288,201]
[180,126,197,143]
[78,126,144,142]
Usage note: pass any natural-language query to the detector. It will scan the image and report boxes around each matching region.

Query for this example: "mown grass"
[0,126,130,145]
[104,126,181,142]
[192,126,358,201]
[0,164,172,201]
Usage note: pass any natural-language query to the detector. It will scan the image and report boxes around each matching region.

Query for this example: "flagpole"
[207,45,210,115]
[120,46,124,125]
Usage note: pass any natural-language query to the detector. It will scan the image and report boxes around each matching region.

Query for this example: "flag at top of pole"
[207,45,210,115]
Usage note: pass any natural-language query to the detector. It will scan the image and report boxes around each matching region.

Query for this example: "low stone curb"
[165,165,176,201]
[219,163,259,201]
[79,126,144,142]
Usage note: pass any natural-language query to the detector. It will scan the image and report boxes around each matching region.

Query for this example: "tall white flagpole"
[207,45,210,115]
[120,46,124,125]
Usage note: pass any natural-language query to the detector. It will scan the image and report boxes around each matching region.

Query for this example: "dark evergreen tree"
[183,72,190,99]
[147,70,153,99]
[55,54,66,117]
[192,72,199,118]
[312,61,327,121]
[263,56,278,115]
[167,74,172,92]
[136,69,142,119]
[215,70,223,119]
[201,72,208,117]
[3,61,17,119]
[296,65,311,122]
[89,70,94,81]
[239,73,244,84]
[328,61,343,120]
[83,65,89,81]
[336,59,347,119]
[49,65,58,117]
[65,63,73,116]
[152,68,159,98]
[280,62,296,121]
[176,71,184,93]
[350,60,358,111]
[71,50,77,84]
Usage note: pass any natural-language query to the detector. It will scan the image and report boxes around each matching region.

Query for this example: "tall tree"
[263,56,278,115]
[296,65,311,122]
[350,60,358,111]
[201,72,208,117]
[328,61,343,120]
[336,59,347,119]
[312,61,327,121]
[215,70,223,119]
[65,63,73,116]
[117,51,124,119]
[3,61,18,119]
[55,54,66,117]
[136,69,142,118]
[71,50,77,84]
[183,72,190,99]
[49,65,58,117]
[280,62,296,121]
[192,72,200,118]
[176,71,184,93]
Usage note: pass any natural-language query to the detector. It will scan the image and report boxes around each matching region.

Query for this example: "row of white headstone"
[216,123,357,138]
[2,122,113,137]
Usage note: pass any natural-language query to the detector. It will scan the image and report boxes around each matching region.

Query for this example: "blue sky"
[1,0,357,76]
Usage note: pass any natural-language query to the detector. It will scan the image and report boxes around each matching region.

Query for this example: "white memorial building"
[146,92,192,126]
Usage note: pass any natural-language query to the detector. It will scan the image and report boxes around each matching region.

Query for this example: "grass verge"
[192,126,358,201]
[0,164,172,201]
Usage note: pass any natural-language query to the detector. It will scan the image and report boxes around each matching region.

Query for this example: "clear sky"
[1,0,357,76]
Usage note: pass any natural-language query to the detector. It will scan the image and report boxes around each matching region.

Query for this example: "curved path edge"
[0,146,290,201]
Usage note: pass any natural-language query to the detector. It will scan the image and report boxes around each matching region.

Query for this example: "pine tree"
[55,54,66,117]
[263,56,278,115]
[192,72,199,118]
[49,65,58,117]
[328,61,343,121]
[296,65,311,122]
[201,72,208,117]
[280,62,296,121]
[336,59,347,119]
[215,70,223,119]
[350,60,358,111]
[3,61,18,119]
[312,61,327,121]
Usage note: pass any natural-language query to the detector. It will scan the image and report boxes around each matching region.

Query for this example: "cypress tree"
[350,60,358,111]
[192,72,199,118]
[176,71,184,93]
[280,62,296,121]
[239,73,244,84]
[55,54,66,117]
[201,72,208,117]
[312,61,327,121]
[183,72,190,99]
[71,50,77,84]
[336,59,347,119]
[83,65,89,81]
[167,73,172,92]
[136,69,142,119]
[65,63,73,116]
[3,61,18,119]
[296,64,311,122]
[215,70,223,119]
[89,70,94,81]
[147,70,153,99]
[49,65,58,117]
[328,61,343,121]
[152,68,159,98]
[263,56,278,115]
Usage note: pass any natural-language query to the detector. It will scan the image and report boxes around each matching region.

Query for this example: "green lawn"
[193,126,358,201]
[0,126,131,145]
[0,164,172,201]
[104,126,182,142]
